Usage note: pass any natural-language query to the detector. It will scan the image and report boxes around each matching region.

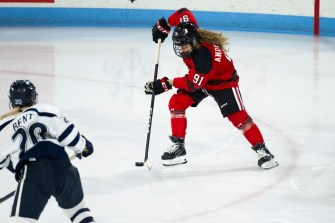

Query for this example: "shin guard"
[170,110,187,138]
[228,110,264,146]
[62,200,95,223]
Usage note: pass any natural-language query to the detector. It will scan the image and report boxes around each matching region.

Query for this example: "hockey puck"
[135,162,144,167]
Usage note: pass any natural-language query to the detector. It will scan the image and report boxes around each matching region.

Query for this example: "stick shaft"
[144,39,162,162]
[0,191,15,204]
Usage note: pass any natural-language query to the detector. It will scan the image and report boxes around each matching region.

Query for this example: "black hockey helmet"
[172,22,199,58]
[9,80,38,108]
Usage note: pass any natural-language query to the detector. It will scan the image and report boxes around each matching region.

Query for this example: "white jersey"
[0,103,86,172]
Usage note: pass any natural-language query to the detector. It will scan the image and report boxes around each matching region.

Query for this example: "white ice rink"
[0,27,335,223]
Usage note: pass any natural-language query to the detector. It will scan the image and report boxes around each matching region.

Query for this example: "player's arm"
[52,115,93,158]
[168,8,198,27]
[146,48,213,93]
[152,8,198,43]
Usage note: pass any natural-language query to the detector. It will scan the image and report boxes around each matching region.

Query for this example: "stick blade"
[144,160,153,170]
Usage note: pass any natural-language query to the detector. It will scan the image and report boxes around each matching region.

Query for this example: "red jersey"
[173,43,239,91]
[168,8,239,91]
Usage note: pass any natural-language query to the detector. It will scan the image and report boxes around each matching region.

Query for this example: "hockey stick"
[0,191,15,204]
[0,154,77,204]
[135,38,162,170]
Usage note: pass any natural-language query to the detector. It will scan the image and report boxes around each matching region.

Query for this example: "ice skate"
[161,136,187,166]
[252,143,278,169]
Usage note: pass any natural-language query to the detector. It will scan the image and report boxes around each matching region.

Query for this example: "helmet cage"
[9,80,38,108]
[172,22,198,58]
[173,40,196,59]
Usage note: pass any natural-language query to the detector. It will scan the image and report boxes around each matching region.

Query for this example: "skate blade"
[162,156,187,166]
[260,159,279,169]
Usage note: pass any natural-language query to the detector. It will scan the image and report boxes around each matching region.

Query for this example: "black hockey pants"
[11,158,84,220]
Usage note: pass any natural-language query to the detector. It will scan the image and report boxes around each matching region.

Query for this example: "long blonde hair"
[198,28,229,52]
[0,107,21,121]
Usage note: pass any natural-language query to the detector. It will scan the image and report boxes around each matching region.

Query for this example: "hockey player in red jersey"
[145,8,278,169]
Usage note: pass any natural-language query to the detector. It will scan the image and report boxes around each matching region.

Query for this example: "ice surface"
[0,27,335,223]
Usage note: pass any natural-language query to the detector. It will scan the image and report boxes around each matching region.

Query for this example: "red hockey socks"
[168,92,195,139]
[170,110,187,138]
[228,110,264,146]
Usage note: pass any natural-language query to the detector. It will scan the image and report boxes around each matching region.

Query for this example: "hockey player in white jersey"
[0,80,96,223]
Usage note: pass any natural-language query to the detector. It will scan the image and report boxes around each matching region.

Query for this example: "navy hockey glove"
[75,153,82,160]
[152,17,171,43]
[82,137,94,158]
[145,77,172,95]
[76,136,94,159]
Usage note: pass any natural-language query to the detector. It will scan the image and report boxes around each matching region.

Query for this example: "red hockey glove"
[145,77,172,95]
[152,18,171,43]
